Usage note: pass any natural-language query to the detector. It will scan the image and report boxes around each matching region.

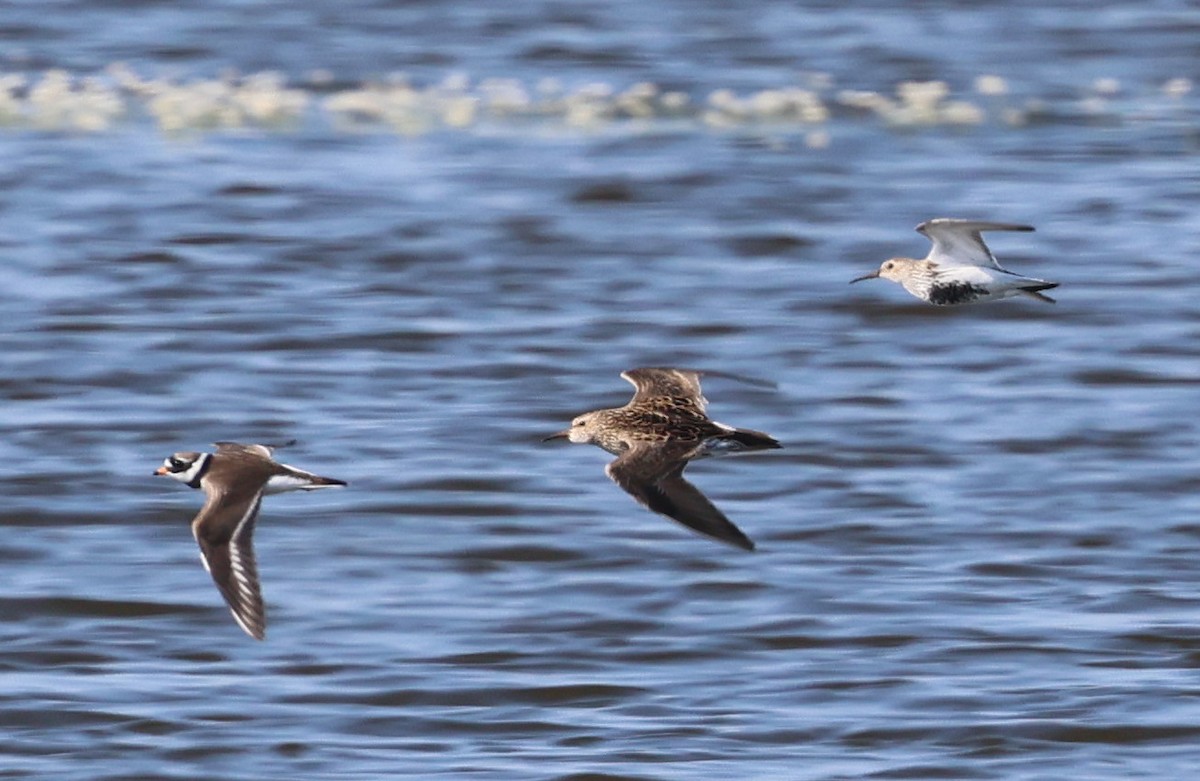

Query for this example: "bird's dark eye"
[169,457,187,469]
[572,420,584,427]
[884,262,894,269]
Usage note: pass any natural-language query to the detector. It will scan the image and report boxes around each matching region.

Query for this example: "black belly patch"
[928,281,987,305]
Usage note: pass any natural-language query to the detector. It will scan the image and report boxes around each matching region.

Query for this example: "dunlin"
[544,368,781,551]
[852,219,1057,305]
[155,441,346,640]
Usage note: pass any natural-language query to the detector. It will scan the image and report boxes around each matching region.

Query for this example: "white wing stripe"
[226,494,263,626]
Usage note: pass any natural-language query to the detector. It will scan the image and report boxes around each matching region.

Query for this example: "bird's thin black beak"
[542,430,570,442]
[850,270,880,284]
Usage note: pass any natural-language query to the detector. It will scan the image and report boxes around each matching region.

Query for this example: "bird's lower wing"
[606,452,755,551]
[193,492,267,640]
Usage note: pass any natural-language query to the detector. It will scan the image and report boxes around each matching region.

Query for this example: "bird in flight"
[544,368,781,551]
[852,218,1057,305]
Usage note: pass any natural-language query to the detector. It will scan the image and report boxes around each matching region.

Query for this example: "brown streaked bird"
[544,368,781,551]
[154,441,346,640]
[851,218,1058,305]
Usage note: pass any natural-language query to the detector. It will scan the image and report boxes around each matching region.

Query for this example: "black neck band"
[186,454,212,489]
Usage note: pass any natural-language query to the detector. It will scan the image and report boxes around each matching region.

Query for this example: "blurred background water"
[1,1,1199,779]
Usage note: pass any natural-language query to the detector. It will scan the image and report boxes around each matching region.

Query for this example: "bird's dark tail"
[1021,281,1058,303]
[299,474,348,489]
[726,427,782,452]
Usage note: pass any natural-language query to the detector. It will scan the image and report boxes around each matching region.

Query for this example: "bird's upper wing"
[214,441,295,459]
[917,219,1033,269]
[621,368,707,413]
[605,443,755,550]
[191,479,268,640]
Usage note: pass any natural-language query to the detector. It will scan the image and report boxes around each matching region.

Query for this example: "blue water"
[1,2,1199,779]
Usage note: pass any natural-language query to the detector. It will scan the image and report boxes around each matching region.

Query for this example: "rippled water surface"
[2,2,1200,779]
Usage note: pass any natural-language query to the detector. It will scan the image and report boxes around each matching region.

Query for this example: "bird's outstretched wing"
[918,219,1033,269]
[214,441,296,459]
[621,368,707,413]
[605,443,755,551]
[191,480,268,639]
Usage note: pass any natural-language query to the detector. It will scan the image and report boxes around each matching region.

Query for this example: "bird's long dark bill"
[542,430,571,442]
[850,270,880,284]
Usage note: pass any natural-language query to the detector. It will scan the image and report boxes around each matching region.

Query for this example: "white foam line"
[0,67,1190,136]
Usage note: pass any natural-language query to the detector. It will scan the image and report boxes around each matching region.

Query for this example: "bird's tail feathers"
[725,427,783,452]
[301,475,348,489]
[1020,281,1058,303]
